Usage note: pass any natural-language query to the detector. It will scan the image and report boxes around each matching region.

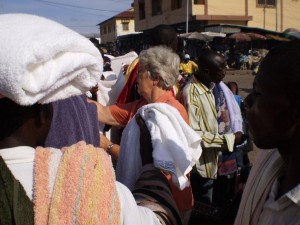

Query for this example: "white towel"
[116,103,202,190]
[0,14,102,105]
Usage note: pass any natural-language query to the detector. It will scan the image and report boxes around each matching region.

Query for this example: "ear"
[153,79,160,86]
[35,104,53,127]
[35,104,53,146]
[204,68,210,75]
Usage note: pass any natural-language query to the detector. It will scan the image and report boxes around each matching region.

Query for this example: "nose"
[222,68,226,76]
[244,92,253,111]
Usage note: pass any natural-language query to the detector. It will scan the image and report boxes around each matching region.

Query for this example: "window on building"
[194,0,205,4]
[257,0,276,7]
[139,0,146,20]
[152,0,162,16]
[122,22,129,31]
[171,0,182,10]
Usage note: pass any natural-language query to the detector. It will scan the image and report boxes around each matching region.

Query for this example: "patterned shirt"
[181,77,235,179]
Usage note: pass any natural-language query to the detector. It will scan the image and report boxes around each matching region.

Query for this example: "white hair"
[139,46,180,90]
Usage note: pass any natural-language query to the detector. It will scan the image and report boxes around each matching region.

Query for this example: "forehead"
[255,68,287,95]
[210,55,226,69]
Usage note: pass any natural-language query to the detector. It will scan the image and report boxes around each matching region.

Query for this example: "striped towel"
[34,141,120,225]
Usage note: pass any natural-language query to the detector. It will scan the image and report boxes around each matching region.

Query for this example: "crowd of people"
[1,13,300,225]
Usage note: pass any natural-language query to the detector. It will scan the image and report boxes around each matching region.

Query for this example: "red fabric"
[116,62,140,104]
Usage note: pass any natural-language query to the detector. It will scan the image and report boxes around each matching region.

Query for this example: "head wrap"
[0,13,102,105]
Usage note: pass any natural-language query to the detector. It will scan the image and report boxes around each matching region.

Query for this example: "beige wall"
[115,19,136,36]
[191,4,205,16]
[248,0,300,32]
[135,0,187,31]
[100,20,116,44]
[100,18,135,44]
[134,0,249,31]
[207,20,246,26]
[207,0,246,16]
[133,0,300,32]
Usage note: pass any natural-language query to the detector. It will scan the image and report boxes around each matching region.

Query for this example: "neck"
[195,72,211,88]
[0,136,35,149]
[146,87,168,103]
[0,123,43,149]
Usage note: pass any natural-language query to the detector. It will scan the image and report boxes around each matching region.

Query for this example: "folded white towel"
[0,14,102,105]
[116,103,202,190]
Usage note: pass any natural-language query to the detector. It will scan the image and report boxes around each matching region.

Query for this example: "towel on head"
[116,103,202,190]
[0,13,102,105]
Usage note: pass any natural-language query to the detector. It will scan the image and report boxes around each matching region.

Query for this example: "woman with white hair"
[91,45,201,225]
[95,46,188,139]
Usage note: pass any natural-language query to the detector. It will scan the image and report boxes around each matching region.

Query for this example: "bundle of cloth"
[117,103,202,190]
[34,141,120,225]
[0,13,102,105]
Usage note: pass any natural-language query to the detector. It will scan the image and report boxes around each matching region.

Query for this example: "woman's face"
[136,65,154,100]
[244,69,296,149]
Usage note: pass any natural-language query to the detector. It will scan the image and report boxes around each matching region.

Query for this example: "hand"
[89,85,98,95]
[234,132,243,145]
[122,64,129,76]
[100,134,111,150]
[135,114,153,165]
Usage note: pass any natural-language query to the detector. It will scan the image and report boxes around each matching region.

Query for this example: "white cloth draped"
[116,103,202,191]
[219,81,243,133]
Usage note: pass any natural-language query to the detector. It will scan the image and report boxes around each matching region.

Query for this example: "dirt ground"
[223,69,258,164]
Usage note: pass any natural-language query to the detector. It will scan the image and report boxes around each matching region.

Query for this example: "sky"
[0,0,133,36]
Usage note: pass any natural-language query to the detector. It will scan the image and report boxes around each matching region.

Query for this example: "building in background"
[248,0,300,32]
[133,0,300,33]
[98,7,139,51]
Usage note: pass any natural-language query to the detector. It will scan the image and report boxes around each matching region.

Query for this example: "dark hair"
[227,81,239,95]
[89,38,103,55]
[259,41,300,95]
[149,24,178,49]
[0,98,52,140]
[197,49,224,69]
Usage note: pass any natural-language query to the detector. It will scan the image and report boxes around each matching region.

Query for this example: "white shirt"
[258,178,300,225]
[0,146,35,199]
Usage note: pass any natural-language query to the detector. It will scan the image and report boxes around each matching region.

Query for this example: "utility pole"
[263,0,267,29]
[275,0,278,31]
[186,0,189,33]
